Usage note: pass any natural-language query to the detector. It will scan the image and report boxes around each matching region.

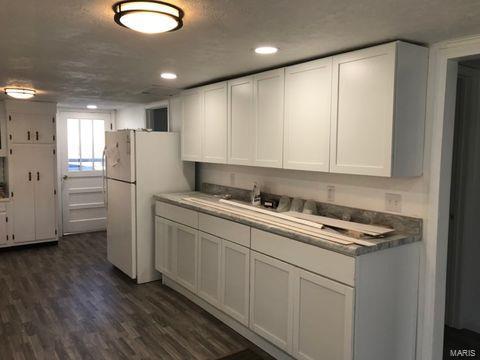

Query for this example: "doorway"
[57,110,114,235]
[443,62,480,358]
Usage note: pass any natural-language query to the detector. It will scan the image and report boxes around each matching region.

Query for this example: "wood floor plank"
[0,232,274,360]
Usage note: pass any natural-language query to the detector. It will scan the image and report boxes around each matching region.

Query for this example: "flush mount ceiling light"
[161,72,177,79]
[4,88,36,99]
[113,1,184,34]
[254,46,278,55]
[87,104,98,109]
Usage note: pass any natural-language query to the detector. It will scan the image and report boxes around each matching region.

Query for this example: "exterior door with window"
[58,111,113,234]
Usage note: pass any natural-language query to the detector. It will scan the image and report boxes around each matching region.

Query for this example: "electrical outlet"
[327,185,335,202]
[385,193,402,213]
[230,173,236,186]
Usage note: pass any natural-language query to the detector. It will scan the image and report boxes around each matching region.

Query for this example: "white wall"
[198,164,428,218]
[115,100,169,130]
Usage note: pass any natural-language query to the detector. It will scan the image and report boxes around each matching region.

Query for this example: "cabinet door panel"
[330,44,395,176]
[34,115,55,144]
[33,146,56,240]
[221,240,249,326]
[203,83,227,163]
[198,232,222,307]
[155,216,168,273]
[175,223,198,293]
[284,59,332,172]
[253,69,285,168]
[181,90,203,161]
[10,145,35,243]
[8,113,34,144]
[228,77,254,165]
[250,251,294,352]
[293,270,354,360]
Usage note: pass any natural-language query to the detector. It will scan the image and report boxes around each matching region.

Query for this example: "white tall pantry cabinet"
[4,100,58,246]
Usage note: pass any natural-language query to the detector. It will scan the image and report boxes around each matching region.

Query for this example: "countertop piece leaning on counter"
[153,183,422,257]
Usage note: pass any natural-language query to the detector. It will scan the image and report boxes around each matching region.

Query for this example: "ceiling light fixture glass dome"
[4,88,36,99]
[113,1,184,34]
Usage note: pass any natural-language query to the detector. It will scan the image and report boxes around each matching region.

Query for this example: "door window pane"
[67,118,105,171]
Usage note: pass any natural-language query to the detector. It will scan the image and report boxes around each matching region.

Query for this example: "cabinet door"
[155,216,177,275]
[198,232,222,307]
[0,212,7,245]
[33,146,56,240]
[228,76,254,165]
[253,69,285,168]
[221,240,250,326]
[284,59,332,172]
[175,223,198,293]
[33,115,55,144]
[181,89,203,161]
[203,82,227,164]
[9,145,36,243]
[330,43,396,176]
[250,251,295,352]
[8,113,34,144]
[293,269,354,360]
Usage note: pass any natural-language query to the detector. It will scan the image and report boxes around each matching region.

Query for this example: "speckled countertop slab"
[154,191,422,257]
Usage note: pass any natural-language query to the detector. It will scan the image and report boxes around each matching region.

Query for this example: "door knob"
[62,175,68,180]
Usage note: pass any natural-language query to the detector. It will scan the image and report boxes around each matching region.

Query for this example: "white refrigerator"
[105,130,194,283]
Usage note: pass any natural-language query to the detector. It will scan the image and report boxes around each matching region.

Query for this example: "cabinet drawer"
[251,229,355,286]
[199,213,250,247]
[155,202,198,228]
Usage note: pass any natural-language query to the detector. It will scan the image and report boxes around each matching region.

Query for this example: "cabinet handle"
[28,172,32,181]
[27,131,30,140]
[37,172,40,181]
[35,131,39,141]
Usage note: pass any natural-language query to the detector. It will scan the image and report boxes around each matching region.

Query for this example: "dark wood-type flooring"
[0,232,273,360]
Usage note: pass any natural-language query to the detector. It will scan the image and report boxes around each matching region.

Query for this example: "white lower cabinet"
[250,251,295,353]
[175,223,198,293]
[198,231,222,307]
[221,239,250,326]
[293,269,354,360]
[155,217,177,278]
[0,211,7,245]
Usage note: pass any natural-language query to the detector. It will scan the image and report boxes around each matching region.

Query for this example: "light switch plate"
[327,185,335,202]
[385,193,402,213]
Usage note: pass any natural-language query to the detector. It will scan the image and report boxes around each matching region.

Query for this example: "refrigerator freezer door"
[105,130,135,183]
[107,178,136,278]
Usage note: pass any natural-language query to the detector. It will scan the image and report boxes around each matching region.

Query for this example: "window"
[68,118,105,171]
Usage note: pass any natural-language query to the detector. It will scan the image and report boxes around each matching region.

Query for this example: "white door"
[250,251,295,352]
[175,223,198,293]
[203,82,227,163]
[33,145,57,240]
[107,178,136,278]
[58,112,112,234]
[181,89,203,161]
[228,76,255,165]
[221,239,250,326]
[284,58,332,172]
[198,231,222,307]
[293,269,354,360]
[330,43,396,176]
[253,69,285,168]
[9,144,36,243]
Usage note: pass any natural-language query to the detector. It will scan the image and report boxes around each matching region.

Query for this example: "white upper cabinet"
[284,58,332,172]
[253,69,285,168]
[228,76,255,165]
[330,41,428,177]
[181,88,203,161]
[203,82,228,163]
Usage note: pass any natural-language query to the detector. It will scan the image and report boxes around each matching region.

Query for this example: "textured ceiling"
[1,0,480,108]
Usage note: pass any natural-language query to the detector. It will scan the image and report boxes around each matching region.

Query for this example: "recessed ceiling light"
[161,72,177,79]
[254,46,278,55]
[4,88,36,99]
[113,0,184,34]
[87,104,98,109]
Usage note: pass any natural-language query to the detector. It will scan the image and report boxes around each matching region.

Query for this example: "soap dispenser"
[251,182,261,206]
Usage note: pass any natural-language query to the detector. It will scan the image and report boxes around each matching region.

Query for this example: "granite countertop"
[154,191,422,257]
